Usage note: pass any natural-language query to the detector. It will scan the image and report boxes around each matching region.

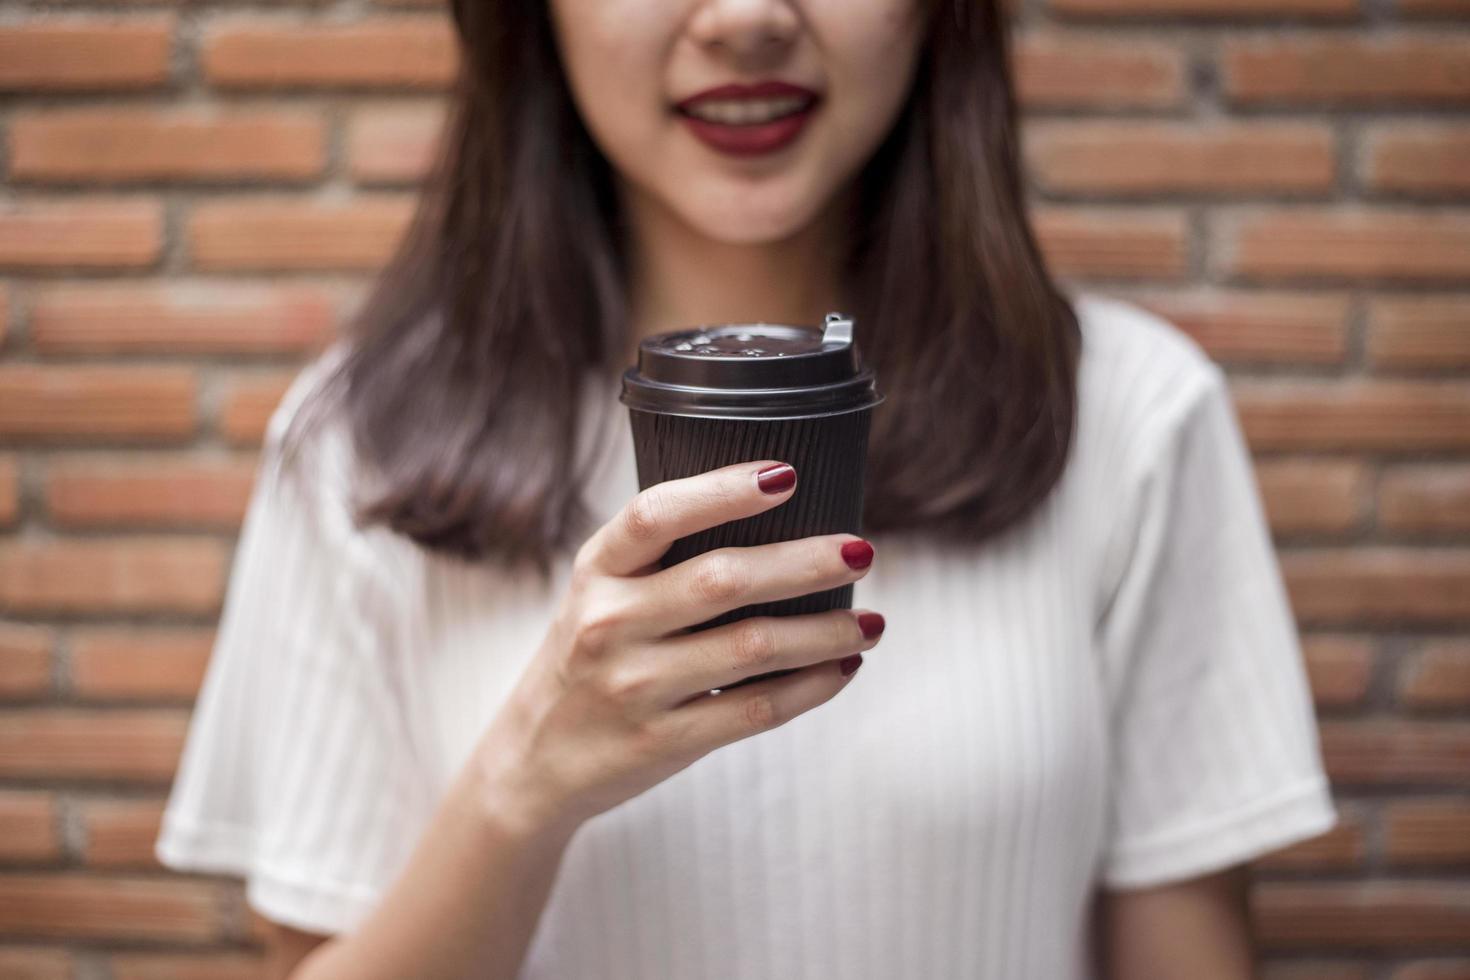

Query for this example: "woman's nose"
[686,0,800,63]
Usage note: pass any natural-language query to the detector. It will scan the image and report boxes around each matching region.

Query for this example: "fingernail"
[839,654,864,677]
[757,463,796,494]
[841,540,874,570]
[857,612,885,640]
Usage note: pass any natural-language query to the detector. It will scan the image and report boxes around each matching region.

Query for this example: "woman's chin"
[676,204,827,247]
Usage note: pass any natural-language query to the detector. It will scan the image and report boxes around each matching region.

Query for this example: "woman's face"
[548,0,927,245]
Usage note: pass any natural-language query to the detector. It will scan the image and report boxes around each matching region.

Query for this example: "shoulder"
[241,340,379,568]
[254,339,429,585]
[1073,291,1225,404]
[264,339,353,459]
[1070,291,1231,478]
[258,339,360,501]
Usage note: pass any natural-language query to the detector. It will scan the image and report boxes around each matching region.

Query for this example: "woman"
[157,0,1336,976]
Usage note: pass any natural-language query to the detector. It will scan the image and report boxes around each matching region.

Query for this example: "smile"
[674,81,822,157]
[680,95,811,125]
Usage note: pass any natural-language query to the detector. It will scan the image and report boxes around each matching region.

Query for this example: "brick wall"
[0,0,1466,974]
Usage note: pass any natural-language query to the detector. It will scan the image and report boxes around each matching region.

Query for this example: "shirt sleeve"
[1096,361,1336,891]
[156,350,434,934]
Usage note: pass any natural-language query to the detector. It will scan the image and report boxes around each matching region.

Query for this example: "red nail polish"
[857,612,885,639]
[840,654,863,676]
[757,463,796,494]
[841,540,873,569]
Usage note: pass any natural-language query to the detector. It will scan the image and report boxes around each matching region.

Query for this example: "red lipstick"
[674,80,821,158]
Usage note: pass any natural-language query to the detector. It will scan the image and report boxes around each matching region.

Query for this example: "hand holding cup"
[476,459,885,829]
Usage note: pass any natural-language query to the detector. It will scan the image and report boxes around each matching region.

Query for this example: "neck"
[615,182,854,366]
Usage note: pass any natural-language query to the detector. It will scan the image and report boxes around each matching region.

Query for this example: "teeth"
[684,95,808,125]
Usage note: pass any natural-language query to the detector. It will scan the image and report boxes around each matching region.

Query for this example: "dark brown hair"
[283,0,1082,583]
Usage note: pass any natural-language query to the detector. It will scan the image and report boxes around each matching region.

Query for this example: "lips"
[674,80,822,158]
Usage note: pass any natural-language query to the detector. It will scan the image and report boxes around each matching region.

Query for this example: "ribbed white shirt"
[158,293,1336,979]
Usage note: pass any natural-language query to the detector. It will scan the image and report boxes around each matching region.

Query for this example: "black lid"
[619,313,883,420]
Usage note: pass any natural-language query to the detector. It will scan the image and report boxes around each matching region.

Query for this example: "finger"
[647,609,884,706]
[582,460,798,578]
[636,532,874,638]
[662,656,861,754]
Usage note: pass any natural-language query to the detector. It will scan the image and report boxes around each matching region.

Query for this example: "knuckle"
[694,478,741,513]
[831,613,858,651]
[806,537,835,584]
[570,543,599,584]
[570,594,628,659]
[741,692,779,734]
[623,490,664,543]
[730,619,778,672]
[571,618,612,659]
[799,537,834,590]
[601,663,653,704]
[692,552,749,604]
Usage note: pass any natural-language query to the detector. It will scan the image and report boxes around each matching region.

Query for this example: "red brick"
[1052,0,1355,13]
[45,455,257,531]
[32,282,338,355]
[110,952,264,980]
[1284,549,1470,625]
[0,874,224,941]
[0,19,173,91]
[1400,642,1470,709]
[0,200,162,270]
[1381,465,1470,533]
[1124,291,1350,365]
[219,372,297,446]
[1026,122,1336,195]
[1302,635,1375,708]
[1256,459,1367,534]
[1233,380,1470,452]
[1368,296,1470,370]
[1386,801,1470,865]
[189,196,414,271]
[0,710,187,782]
[1365,123,1470,195]
[0,948,71,980]
[348,101,446,183]
[1033,207,1189,280]
[1254,882,1470,948]
[0,366,196,443]
[0,793,60,863]
[0,284,10,347]
[10,108,326,183]
[1398,0,1470,13]
[1392,962,1470,980]
[1319,720,1470,785]
[0,538,225,615]
[78,798,164,869]
[1014,34,1187,109]
[0,622,54,700]
[70,627,214,701]
[1254,810,1366,870]
[0,454,18,528]
[203,16,456,90]
[1224,36,1470,105]
[1226,209,1470,283]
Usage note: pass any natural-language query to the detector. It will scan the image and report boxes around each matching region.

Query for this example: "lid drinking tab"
[821,312,853,347]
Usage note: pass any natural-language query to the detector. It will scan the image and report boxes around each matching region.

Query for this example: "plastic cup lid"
[619,313,884,420]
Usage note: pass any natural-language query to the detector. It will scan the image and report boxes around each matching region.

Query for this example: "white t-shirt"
[157,293,1335,979]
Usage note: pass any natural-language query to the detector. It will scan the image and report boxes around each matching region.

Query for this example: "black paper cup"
[619,314,883,690]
